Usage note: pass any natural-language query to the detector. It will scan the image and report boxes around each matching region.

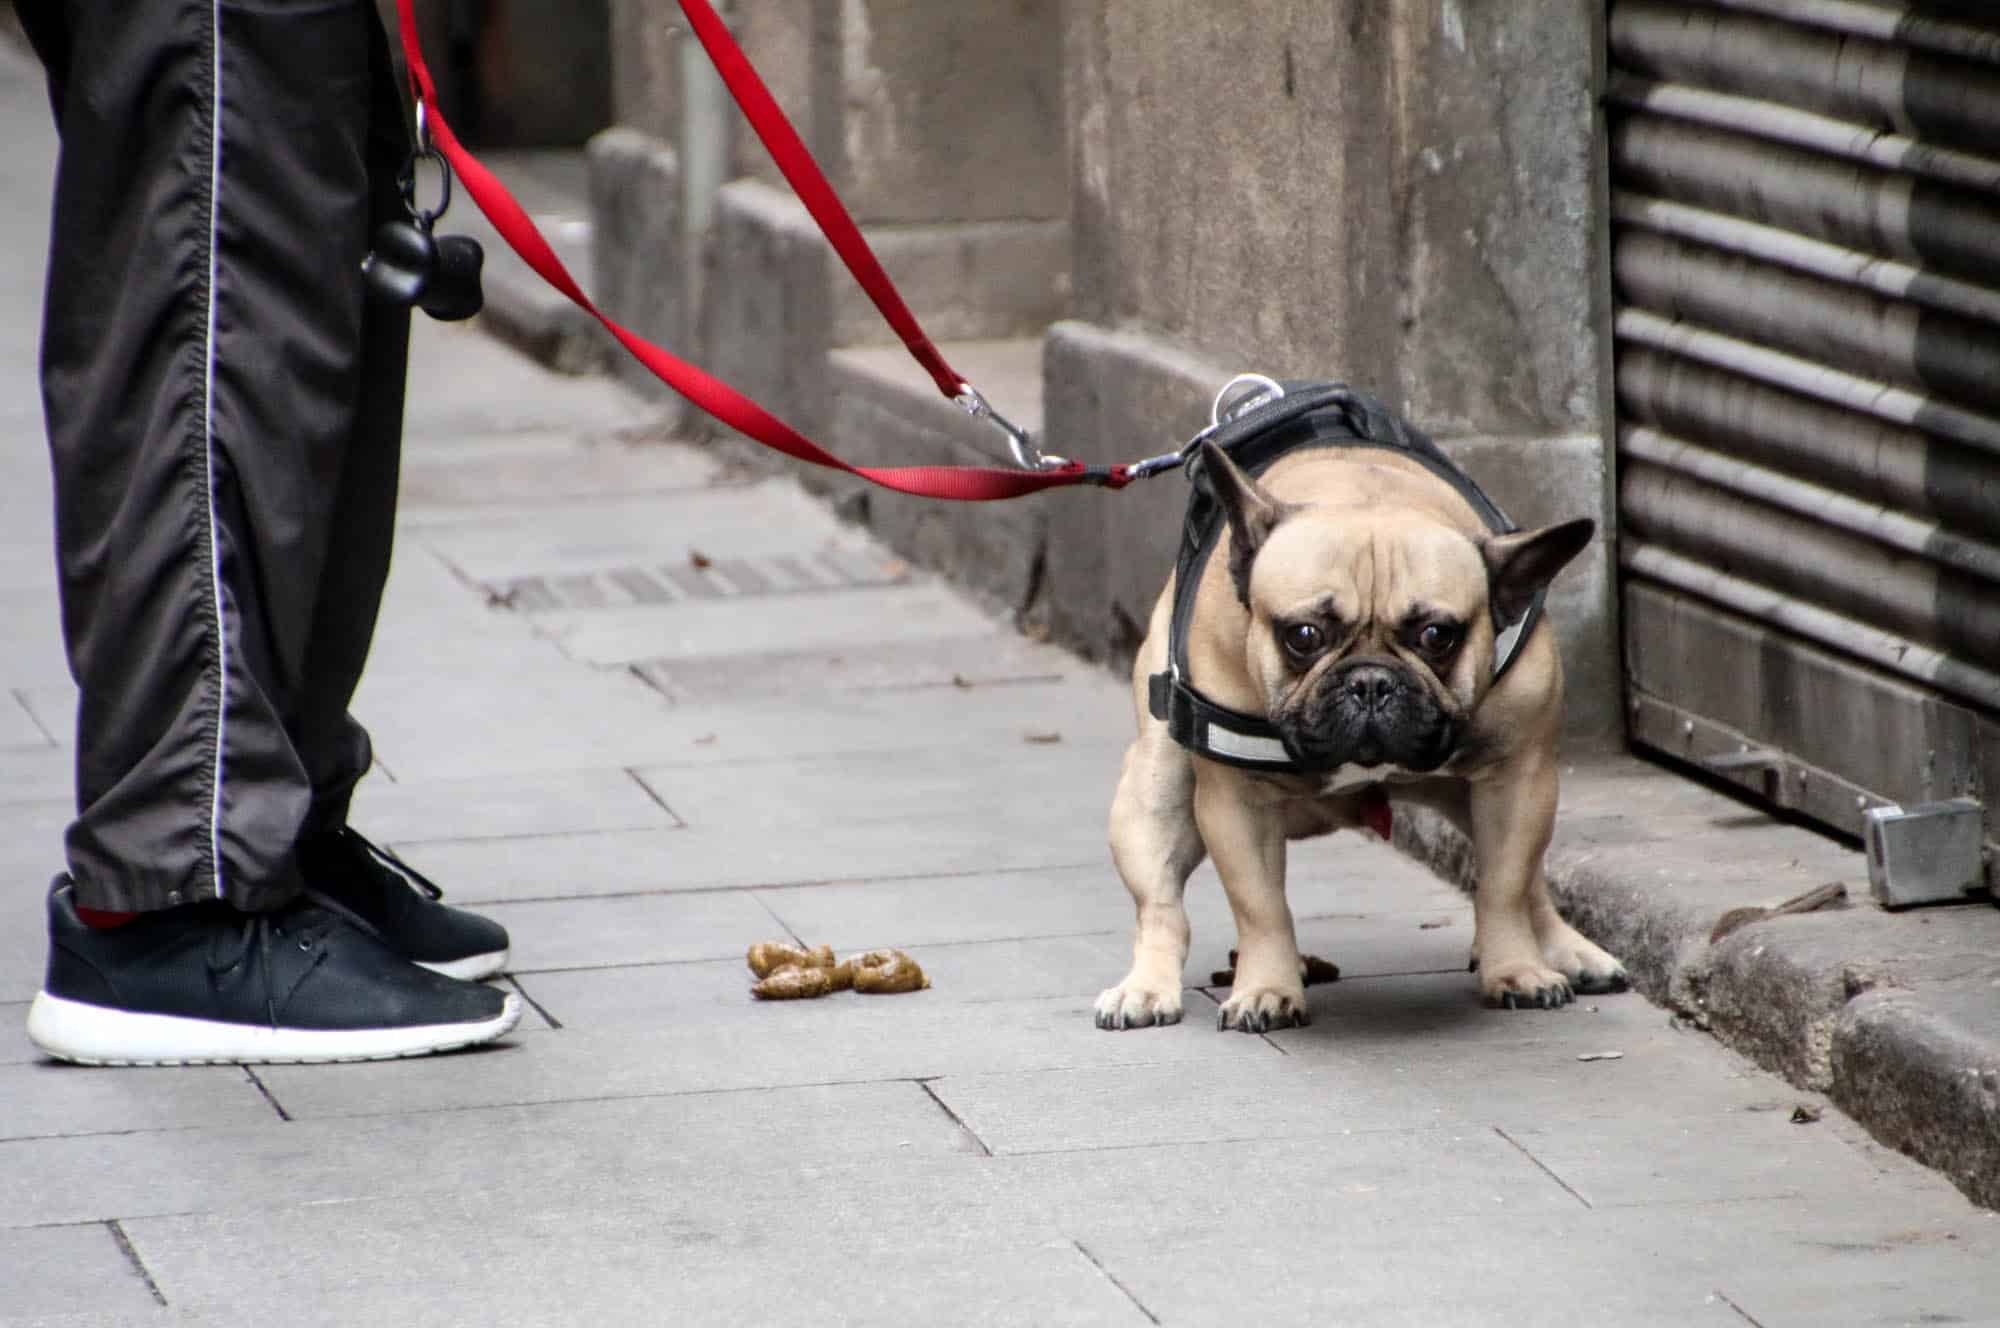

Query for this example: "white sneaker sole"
[416,948,509,982]
[24,990,522,1067]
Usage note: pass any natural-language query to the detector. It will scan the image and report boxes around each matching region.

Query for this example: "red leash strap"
[389,0,1128,501]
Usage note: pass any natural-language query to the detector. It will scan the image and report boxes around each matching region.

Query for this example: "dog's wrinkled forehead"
[1249,508,1488,625]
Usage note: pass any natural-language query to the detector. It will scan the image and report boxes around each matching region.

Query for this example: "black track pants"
[20,1,413,913]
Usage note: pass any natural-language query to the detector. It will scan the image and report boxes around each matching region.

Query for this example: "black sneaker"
[25,878,521,1066]
[297,828,510,981]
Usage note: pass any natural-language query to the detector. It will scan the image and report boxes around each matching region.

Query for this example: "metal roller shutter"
[1606,0,2000,889]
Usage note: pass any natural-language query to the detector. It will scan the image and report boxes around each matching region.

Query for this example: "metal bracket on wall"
[1863,799,1989,910]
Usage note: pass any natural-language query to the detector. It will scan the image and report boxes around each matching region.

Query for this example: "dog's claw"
[1216,990,1309,1033]
[1573,971,1631,996]
[1489,980,1573,1011]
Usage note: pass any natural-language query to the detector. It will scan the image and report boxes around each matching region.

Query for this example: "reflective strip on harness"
[1147,672,1296,770]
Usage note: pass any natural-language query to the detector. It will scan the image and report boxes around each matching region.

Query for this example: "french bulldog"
[1096,432,1628,1033]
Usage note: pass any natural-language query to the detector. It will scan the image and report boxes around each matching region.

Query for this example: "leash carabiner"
[954,384,1071,472]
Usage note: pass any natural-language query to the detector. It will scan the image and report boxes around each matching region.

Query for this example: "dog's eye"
[1415,622,1461,659]
[1280,623,1325,660]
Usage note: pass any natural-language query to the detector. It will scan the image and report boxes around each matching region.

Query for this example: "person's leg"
[292,7,410,841]
[39,0,395,913]
[23,0,516,1063]
[284,12,512,982]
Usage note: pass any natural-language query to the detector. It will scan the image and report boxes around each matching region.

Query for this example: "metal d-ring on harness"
[1143,375,1547,775]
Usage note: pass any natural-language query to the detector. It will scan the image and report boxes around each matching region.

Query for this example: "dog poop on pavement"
[746,941,930,1000]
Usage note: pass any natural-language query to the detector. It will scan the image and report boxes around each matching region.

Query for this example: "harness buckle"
[955,385,1070,471]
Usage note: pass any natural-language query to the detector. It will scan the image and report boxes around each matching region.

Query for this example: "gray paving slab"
[0,1080,969,1229]
[1696,1197,2000,1328]
[639,632,1076,702]
[0,743,70,804]
[1262,967,1656,1050]
[359,669,1129,781]
[393,820,1106,904]
[0,830,62,999]
[116,1176,1154,1327]
[931,1059,1462,1154]
[359,541,537,641]
[0,691,46,749]
[398,431,725,507]
[0,796,68,849]
[531,583,1002,667]
[998,1128,1583,1230]
[346,608,573,676]
[399,316,649,442]
[512,934,1137,1023]
[475,887,789,969]
[0,1002,37,1065]
[0,1221,166,1321]
[346,766,679,844]
[1275,906,1479,980]
[350,648,694,779]
[405,479,859,580]
[633,741,1125,830]
[1500,1107,1887,1207]
[0,542,61,597]
[0,602,69,687]
[1075,1210,1758,1327]
[0,1062,278,1142]
[755,860,1373,956]
[4,684,72,756]
[250,996,1274,1120]
[1268,977,1809,1126]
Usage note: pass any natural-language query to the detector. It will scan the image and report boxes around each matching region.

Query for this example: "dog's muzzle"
[1278,659,1458,773]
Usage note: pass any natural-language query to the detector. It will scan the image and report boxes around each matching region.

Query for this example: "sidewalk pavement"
[3,39,1998,1327]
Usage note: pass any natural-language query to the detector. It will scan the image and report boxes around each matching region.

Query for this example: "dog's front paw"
[1480,959,1573,1010]
[1095,975,1184,1031]
[1216,984,1310,1033]
[1541,932,1630,996]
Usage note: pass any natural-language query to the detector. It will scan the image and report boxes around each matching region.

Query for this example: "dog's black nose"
[1340,664,1401,712]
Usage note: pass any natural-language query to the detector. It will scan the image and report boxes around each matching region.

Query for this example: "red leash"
[389,0,1132,500]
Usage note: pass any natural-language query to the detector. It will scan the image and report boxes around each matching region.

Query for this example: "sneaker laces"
[207,904,339,1026]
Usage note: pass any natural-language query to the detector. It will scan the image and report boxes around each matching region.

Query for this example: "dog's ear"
[1480,518,1595,626]
[1200,440,1291,605]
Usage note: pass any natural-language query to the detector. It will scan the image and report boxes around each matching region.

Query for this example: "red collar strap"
[389,0,1132,501]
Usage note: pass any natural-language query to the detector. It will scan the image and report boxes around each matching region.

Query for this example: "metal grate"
[486,549,910,612]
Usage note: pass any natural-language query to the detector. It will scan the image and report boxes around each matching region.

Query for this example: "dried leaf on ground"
[1709,881,1848,944]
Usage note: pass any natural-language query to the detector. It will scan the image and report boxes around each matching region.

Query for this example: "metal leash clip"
[956,384,1071,471]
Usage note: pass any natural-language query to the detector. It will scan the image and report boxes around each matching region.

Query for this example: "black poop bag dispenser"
[362,136,484,322]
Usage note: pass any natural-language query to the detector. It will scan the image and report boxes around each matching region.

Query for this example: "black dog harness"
[1146,379,1544,774]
